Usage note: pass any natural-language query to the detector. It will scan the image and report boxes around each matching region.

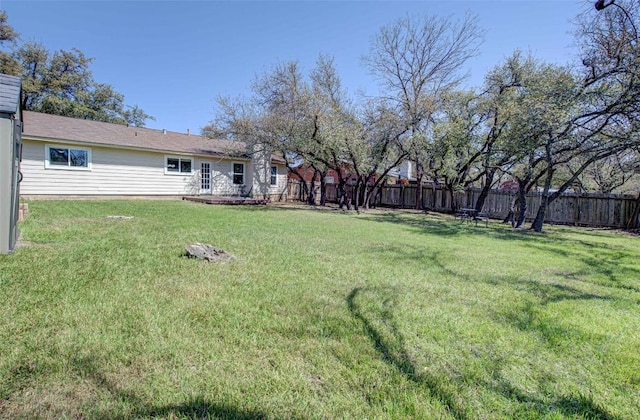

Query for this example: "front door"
[200,161,212,194]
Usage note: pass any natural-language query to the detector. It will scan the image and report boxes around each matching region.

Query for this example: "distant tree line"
[0,11,154,127]
[204,0,640,232]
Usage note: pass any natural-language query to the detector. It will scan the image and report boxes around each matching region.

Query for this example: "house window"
[232,163,245,185]
[165,156,192,174]
[270,166,277,185]
[45,145,91,170]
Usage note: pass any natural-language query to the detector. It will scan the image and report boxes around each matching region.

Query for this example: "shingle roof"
[22,110,256,159]
[0,74,21,115]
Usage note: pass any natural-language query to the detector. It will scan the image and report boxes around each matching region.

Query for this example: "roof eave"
[23,134,251,160]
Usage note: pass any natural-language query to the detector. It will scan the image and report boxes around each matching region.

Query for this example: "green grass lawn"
[1,200,639,419]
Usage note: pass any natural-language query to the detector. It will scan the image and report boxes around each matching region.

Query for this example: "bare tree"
[205,57,359,207]
[363,12,484,209]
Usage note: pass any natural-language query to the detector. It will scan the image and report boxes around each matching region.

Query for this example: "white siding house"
[20,111,287,199]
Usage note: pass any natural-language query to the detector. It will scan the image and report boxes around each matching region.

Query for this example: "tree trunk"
[362,183,370,210]
[447,185,457,213]
[307,177,316,206]
[531,198,548,232]
[415,161,424,210]
[353,181,360,212]
[338,181,347,209]
[370,185,380,208]
[474,168,496,213]
[319,175,327,206]
[531,167,553,232]
[503,194,516,226]
[474,184,491,214]
[515,185,527,228]
[530,139,556,233]
[432,185,437,210]
[288,170,309,203]
[627,192,640,229]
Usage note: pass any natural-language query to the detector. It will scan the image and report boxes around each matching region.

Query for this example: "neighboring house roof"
[22,111,285,163]
[0,74,21,115]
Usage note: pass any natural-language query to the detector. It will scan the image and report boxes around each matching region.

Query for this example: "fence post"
[288,178,637,228]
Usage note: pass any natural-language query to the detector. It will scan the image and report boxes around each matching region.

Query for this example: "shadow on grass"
[486,372,619,420]
[360,210,640,296]
[347,286,621,420]
[411,248,625,348]
[367,239,631,307]
[361,211,541,240]
[363,212,474,237]
[67,356,272,420]
[243,204,478,237]
[361,209,639,249]
[129,400,270,420]
[425,250,619,305]
[347,287,470,420]
[523,241,640,294]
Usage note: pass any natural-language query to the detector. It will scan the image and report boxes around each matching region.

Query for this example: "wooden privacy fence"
[287,181,639,228]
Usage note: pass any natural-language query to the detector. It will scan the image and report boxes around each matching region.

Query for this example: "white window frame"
[45,144,92,171]
[270,166,278,186]
[164,155,193,175]
[232,162,245,185]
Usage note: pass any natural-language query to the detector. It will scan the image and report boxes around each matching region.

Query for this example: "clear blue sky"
[2,1,589,134]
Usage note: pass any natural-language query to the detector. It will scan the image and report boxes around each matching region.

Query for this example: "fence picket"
[287,181,639,228]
